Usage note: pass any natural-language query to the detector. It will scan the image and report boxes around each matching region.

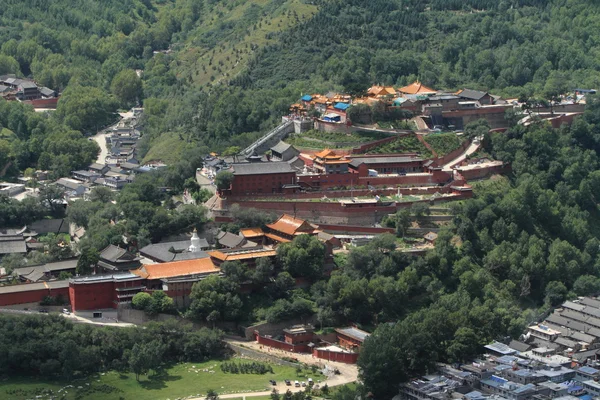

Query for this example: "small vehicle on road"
[301,381,306,387]
[294,380,300,387]
[269,380,276,386]
[62,308,70,315]
[285,380,291,386]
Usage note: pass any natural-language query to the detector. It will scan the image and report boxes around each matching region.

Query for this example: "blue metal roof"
[301,95,313,101]
[578,395,592,400]
[334,102,351,111]
[578,366,599,375]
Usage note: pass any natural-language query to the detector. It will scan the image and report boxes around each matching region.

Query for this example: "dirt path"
[90,131,108,164]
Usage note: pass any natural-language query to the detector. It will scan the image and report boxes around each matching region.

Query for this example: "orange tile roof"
[240,228,265,238]
[132,258,219,280]
[265,232,292,243]
[266,214,316,236]
[314,149,335,158]
[208,249,277,261]
[367,86,396,97]
[398,81,437,95]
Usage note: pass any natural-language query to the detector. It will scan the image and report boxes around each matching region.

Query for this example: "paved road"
[442,139,480,171]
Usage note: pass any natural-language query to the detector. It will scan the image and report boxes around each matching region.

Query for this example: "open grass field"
[1,359,325,400]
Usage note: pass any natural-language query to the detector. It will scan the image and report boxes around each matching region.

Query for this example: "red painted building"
[69,258,221,311]
[313,346,359,364]
[0,281,69,306]
[228,162,297,196]
[335,327,370,350]
[283,325,315,345]
[69,273,145,311]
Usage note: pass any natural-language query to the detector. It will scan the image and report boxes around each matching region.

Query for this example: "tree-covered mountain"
[3,0,600,165]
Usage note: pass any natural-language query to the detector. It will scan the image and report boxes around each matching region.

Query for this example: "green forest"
[4,0,600,399]
[3,0,600,168]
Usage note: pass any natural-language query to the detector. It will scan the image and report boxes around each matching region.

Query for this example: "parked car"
[285,380,291,386]
[295,381,300,387]
[308,378,314,386]
[269,380,276,386]
[62,308,70,315]
[301,381,307,387]
[38,309,48,313]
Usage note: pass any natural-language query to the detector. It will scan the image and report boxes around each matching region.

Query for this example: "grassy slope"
[2,360,325,400]
[142,0,317,163]
[423,133,464,156]
[175,0,317,87]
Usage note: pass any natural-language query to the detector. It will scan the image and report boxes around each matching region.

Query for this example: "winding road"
[442,138,481,171]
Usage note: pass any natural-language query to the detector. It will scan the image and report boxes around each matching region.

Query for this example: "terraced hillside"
[175,0,318,87]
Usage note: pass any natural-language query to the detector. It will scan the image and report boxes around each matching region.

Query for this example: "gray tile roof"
[89,163,107,171]
[99,245,140,266]
[19,81,37,89]
[0,280,69,294]
[336,327,370,342]
[216,231,245,248]
[271,141,293,154]
[232,162,294,176]
[458,89,488,100]
[28,219,68,235]
[0,239,27,254]
[140,240,209,263]
[349,156,423,168]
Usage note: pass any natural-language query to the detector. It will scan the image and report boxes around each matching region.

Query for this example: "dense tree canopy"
[0,315,224,379]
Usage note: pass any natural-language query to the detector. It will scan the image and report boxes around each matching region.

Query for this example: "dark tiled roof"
[19,81,37,89]
[271,141,292,154]
[0,239,27,254]
[140,240,209,263]
[349,156,423,168]
[216,231,245,248]
[508,340,531,353]
[29,219,68,235]
[39,87,55,97]
[89,163,107,171]
[99,245,140,265]
[0,280,69,294]
[335,327,370,343]
[458,89,488,100]
[232,162,294,176]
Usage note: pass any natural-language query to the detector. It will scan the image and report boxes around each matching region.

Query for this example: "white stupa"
[188,228,202,252]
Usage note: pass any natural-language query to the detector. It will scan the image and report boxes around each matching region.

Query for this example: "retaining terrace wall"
[457,164,512,180]
[435,140,471,166]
